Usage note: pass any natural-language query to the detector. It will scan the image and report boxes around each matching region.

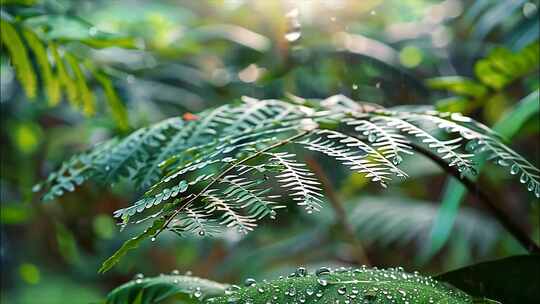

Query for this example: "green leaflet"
[0,0,37,5]
[475,42,539,90]
[22,28,61,105]
[65,53,96,115]
[210,267,476,304]
[99,217,165,273]
[426,76,487,99]
[0,19,37,99]
[425,90,540,261]
[50,43,78,106]
[90,68,129,131]
[436,255,540,304]
[106,274,228,304]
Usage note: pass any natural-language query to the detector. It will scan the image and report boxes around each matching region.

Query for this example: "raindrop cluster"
[208,266,473,304]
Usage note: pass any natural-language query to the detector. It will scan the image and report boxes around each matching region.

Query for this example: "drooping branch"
[410,142,540,254]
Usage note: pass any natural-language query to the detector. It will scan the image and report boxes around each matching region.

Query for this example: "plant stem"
[411,142,540,254]
[305,157,371,266]
[153,130,311,238]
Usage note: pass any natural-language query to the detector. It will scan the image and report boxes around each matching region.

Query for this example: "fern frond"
[39,95,540,271]
[216,174,282,219]
[169,205,222,237]
[96,117,183,183]
[406,111,540,196]
[371,114,476,175]
[298,130,402,187]
[201,192,258,234]
[344,116,414,166]
[113,180,188,220]
[268,152,324,212]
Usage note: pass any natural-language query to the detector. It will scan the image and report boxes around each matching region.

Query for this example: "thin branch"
[305,157,371,266]
[411,142,540,254]
[153,130,311,238]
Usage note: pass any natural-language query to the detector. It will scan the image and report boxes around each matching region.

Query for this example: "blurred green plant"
[0,2,132,129]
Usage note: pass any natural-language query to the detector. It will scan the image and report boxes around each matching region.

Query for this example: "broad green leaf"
[210,267,476,304]
[425,90,540,261]
[436,255,540,304]
[0,19,37,99]
[99,217,165,273]
[107,274,228,304]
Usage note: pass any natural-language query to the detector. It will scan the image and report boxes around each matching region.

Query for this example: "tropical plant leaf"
[106,274,228,304]
[38,95,540,272]
[436,255,540,304]
[209,266,477,304]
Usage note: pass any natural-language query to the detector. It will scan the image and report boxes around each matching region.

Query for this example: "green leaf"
[99,217,165,273]
[425,90,540,261]
[90,67,130,131]
[211,267,475,304]
[0,19,37,99]
[426,76,487,99]
[65,53,96,115]
[22,28,61,105]
[23,15,138,49]
[0,0,37,5]
[50,43,78,106]
[106,274,228,304]
[436,255,540,304]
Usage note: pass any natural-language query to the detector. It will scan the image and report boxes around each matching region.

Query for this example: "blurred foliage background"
[1,0,539,303]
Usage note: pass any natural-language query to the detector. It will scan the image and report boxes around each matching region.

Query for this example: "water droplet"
[392,155,403,165]
[295,266,307,277]
[193,287,202,298]
[285,31,301,42]
[198,230,206,236]
[510,164,520,175]
[89,27,98,36]
[171,269,180,275]
[32,184,42,192]
[316,267,331,286]
[151,237,156,242]
[520,172,529,184]
[368,132,377,142]
[337,286,347,295]
[352,84,358,90]
[244,278,257,287]
[523,2,538,18]
[134,273,144,280]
